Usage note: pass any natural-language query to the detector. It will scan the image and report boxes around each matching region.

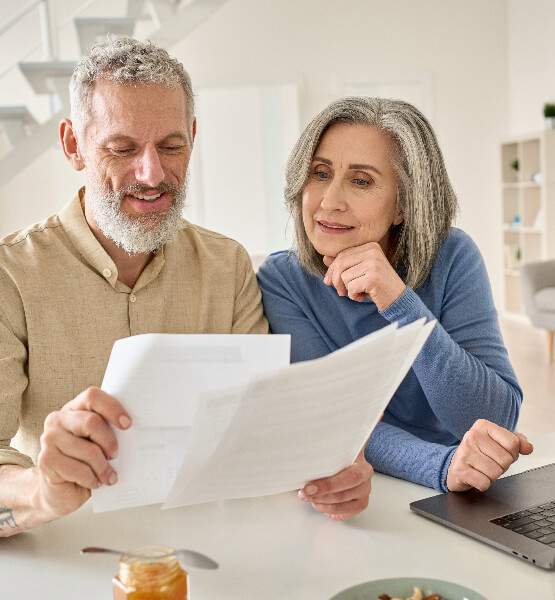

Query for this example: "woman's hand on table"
[446,419,534,492]
[298,449,374,520]
[36,387,131,520]
[322,242,406,311]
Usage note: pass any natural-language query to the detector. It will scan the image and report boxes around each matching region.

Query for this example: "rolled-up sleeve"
[0,291,33,468]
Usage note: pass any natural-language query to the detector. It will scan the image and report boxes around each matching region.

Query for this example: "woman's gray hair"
[285,96,458,290]
[70,36,194,138]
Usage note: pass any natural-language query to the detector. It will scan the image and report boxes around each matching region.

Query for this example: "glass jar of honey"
[112,545,188,600]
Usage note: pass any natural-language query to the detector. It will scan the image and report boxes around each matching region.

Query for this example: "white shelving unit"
[501,130,555,315]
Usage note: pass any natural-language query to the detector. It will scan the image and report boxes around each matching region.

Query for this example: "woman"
[258,97,532,520]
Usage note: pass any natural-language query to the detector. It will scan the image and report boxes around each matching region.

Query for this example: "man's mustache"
[117,182,181,197]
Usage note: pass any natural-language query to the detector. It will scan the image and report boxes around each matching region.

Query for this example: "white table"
[1,434,554,599]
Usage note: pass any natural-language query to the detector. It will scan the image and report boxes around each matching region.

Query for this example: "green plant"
[544,103,555,118]
[510,158,519,171]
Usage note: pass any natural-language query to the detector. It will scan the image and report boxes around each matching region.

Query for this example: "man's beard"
[86,178,188,255]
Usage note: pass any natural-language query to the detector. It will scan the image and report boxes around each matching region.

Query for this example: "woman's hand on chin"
[322,242,406,311]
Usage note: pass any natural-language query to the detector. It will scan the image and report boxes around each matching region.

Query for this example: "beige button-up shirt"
[0,189,268,467]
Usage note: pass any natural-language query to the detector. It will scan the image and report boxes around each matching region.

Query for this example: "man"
[0,37,373,536]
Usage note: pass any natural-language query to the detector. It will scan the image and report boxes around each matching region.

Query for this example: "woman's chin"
[312,241,348,258]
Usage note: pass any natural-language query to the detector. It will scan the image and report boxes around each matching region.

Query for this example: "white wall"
[507,0,555,134]
[187,83,299,255]
[0,0,510,300]
[174,0,510,301]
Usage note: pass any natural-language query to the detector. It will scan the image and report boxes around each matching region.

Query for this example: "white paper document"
[92,334,291,512]
[92,320,434,513]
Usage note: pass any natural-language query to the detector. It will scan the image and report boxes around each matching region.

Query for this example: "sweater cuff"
[438,445,458,492]
[380,286,421,323]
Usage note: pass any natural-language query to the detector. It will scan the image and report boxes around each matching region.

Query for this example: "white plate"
[329,577,487,600]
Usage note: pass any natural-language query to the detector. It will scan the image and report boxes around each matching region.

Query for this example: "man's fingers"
[39,424,118,487]
[62,387,132,431]
[39,447,101,490]
[40,390,125,490]
[44,409,119,462]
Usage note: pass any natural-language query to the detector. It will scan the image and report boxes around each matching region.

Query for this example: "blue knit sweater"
[257,228,522,491]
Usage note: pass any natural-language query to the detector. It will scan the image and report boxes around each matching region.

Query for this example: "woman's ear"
[59,119,85,171]
[392,210,404,227]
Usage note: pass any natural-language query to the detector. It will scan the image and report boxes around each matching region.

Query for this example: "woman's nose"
[320,179,347,211]
[134,145,164,187]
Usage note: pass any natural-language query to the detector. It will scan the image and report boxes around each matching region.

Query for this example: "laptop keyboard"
[490,501,555,547]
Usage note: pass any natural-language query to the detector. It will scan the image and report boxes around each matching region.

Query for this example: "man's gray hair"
[285,96,458,290]
[70,36,194,137]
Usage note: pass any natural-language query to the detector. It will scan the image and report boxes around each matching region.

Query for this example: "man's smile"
[130,192,163,201]
[126,190,169,213]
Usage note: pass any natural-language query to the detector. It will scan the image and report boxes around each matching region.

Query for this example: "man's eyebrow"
[311,156,382,176]
[159,132,189,143]
[101,135,134,145]
[102,132,189,144]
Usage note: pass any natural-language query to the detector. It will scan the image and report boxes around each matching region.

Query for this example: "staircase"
[0,0,227,185]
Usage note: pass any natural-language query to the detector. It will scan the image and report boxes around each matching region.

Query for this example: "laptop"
[410,463,555,570]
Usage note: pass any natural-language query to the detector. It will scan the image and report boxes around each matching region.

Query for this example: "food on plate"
[378,587,447,600]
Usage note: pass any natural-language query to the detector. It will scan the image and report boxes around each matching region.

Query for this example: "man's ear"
[191,117,197,144]
[59,119,85,171]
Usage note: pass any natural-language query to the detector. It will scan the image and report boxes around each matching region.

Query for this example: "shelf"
[500,130,555,315]
[502,181,541,189]
[502,225,542,234]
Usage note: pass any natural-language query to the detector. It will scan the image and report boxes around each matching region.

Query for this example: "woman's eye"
[315,170,329,180]
[354,178,370,186]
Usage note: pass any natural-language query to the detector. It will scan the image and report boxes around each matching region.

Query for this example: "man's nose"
[134,145,164,187]
[320,179,347,212]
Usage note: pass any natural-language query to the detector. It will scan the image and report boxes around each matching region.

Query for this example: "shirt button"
[129,294,137,303]
[102,268,112,278]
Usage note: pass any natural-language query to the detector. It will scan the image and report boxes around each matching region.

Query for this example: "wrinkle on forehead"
[84,79,191,143]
